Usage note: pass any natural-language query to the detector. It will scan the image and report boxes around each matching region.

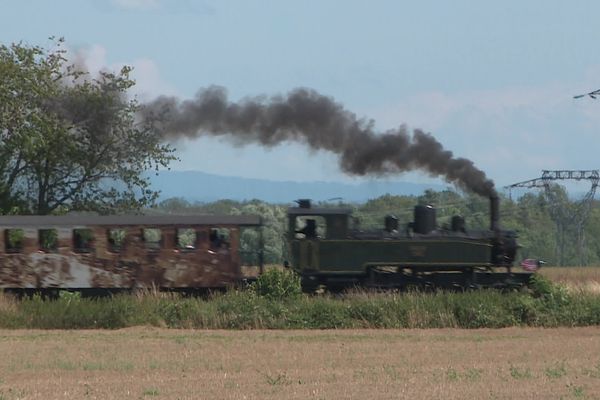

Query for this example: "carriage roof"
[0,215,262,227]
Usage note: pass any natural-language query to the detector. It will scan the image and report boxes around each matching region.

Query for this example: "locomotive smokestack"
[490,194,499,232]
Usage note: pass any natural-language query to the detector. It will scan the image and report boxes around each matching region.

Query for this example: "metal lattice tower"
[505,170,599,266]
[574,89,600,99]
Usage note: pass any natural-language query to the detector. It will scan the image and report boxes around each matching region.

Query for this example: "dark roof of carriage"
[0,214,262,227]
[287,207,353,216]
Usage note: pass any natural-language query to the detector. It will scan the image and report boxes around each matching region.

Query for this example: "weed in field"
[82,362,105,371]
[149,361,161,370]
[172,336,187,344]
[58,290,82,305]
[0,388,26,400]
[0,293,18,316]
[445,367,481,382]
[545,361,567,379]
[117,361,135,372]
[446,367,459,381]
[53,360,77,371]
[353,368,377,380]
[567,384,585,398]
[582,361,600,379]
[464,367,482,381]
[224,380,239,390]
[509,365,533,380]
[142,388,159,396]
[263,371,290,386]
[383,365,402,381]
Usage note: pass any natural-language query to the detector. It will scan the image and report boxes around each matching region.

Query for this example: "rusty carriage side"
[0,214,262,293]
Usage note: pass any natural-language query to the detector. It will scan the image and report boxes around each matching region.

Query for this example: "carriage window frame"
[73,229,94,253]
[209,227,230,250]
[4,229,25,254]
[107,228,127,253]
[142,228,162,251]
[177,228,197,251]
[39,229,59,253]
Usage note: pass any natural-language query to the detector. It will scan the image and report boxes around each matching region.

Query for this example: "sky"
[3,0,600,194]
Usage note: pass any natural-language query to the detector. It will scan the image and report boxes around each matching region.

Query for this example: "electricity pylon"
[505,170,599,266]
[574,89,600,99]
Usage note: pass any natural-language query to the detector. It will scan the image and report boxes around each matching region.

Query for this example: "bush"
[249,268,302,300]
[529,274,570,306]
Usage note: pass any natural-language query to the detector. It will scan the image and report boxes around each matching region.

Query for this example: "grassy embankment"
[0,269,598,329]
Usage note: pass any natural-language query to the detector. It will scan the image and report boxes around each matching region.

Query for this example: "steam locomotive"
[286,196,533,292]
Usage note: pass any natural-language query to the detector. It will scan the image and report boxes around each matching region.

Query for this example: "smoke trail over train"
[141,86,495,196]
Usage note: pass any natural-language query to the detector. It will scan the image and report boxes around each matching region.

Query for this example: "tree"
[0,38,176,214]
[235,202,287,264]
[158,197,191,213]
[503,192,556,264]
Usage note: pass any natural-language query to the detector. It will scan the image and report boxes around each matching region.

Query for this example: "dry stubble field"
[0,327,599,399]
[541,267,600,294]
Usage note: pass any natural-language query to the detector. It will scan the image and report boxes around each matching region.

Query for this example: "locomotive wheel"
[300,275,320,294]
[365,266,399,289]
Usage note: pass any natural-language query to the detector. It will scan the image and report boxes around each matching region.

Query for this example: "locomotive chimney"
[490,195,499,232]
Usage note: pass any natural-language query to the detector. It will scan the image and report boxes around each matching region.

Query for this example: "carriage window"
[108,229,126,252]
[4,229,24,253]
[73,229,94,253]
[177,228,197,250]
[294,216,327,239]
[143,228,162,250]
[209,228,230,250]
[39,229,58,252]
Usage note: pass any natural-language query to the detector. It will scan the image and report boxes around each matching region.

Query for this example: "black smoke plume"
[141,86,495,196]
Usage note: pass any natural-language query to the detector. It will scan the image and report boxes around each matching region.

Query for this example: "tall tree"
[0,39,176,214]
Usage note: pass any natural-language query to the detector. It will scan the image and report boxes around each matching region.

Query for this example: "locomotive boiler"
[286,196,532,292]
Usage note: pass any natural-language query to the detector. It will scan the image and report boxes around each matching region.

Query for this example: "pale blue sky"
[3,0,600,191]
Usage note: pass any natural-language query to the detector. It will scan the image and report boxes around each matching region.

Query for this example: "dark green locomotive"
[286,197,533,291]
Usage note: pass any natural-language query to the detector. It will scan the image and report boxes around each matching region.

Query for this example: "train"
[0,214,263,294]
[0,195,534,293]
[285,196,534,292]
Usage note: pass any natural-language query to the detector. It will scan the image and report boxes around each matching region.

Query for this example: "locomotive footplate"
[361,267,534,291]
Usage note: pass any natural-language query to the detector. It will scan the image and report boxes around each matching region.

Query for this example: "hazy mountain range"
[150,171,446,204]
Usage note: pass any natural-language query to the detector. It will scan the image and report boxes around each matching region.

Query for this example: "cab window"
[294,216,326,239]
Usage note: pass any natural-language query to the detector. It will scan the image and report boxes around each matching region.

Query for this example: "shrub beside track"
[0,272,598,329]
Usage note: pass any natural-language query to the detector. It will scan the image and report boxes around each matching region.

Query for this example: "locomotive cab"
[287,200,351,241]
[286,200,352,281]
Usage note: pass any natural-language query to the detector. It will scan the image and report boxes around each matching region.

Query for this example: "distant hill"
[150,171,447,203]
